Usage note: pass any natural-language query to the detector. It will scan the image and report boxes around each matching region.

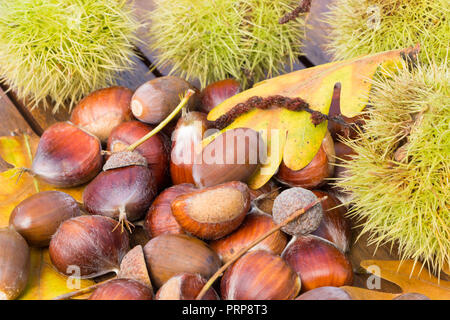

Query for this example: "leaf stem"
[23,133,39,193]
[195,196,327,300]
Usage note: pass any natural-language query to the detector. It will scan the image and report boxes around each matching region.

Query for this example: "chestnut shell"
[89,279,153,300]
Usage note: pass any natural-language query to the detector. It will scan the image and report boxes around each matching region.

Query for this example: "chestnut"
[296,286,352,300]
[0,228,30,300]
[118,245,152,289]
[31,122,102,187]
[200,79,241,113]
[131,76,198,124]
[9,191,81,247]
[156,273,219,300]
[107,120,170,190]
[170,111,211,185]
[209,213,288,263]
[143,183,197,238]
[89,279,153,300]
[311,190,351,252]
[192,128,265,188]
[334,142,357,163]
[276,131,334,189]
[393,293,430,300]
[70,86,133,143]
[221,250,300,300]
[171,181,250,240]
[282,235,353,292]
[49,215,129,278]
[143,234,221,288]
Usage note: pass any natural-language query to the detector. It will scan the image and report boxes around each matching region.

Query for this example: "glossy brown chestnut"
[70,86,133,143]
[192,128,265,188]
[89,279,153,300]
[221,250,301,300]
[200,79,241,113]
[171,181,250,240]
[156,273,219,300]
[0,228,30,300]
[282,235,353,292]
[311,190,351,253]
[276,132,334,189]
[170,111,210,185]
[107,120,170,190]
[143,234,221,288]
[131,76,198,124]
[83,163,157,229]
[143,184,197,238]
[9,191,81,247]
[296,286,352,300]
[31,122,102,187]
[209,213,287,263]
[49,215,129,278]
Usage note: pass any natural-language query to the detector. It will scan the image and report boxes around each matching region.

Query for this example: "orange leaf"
[341,286,398,300]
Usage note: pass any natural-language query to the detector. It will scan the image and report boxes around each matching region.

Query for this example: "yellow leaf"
[341,286,398,300]
[18,249,94,300]
[206,47,418,188]
[361,260,450,300]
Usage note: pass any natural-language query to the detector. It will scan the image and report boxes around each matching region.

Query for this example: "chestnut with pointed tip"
[200,79,241,113]
[171,181,250,240]
[221,250,301,300]
[31,122,102,187]
[9,191,81,247]
[143,183,197,238]
[282,235,353,292]
[49,215,129,278]
[70,86,133,143]
[89,279,153,300]
[107,120,170,190]
[209,213,288,263]
[0,228,30,300]
[156,273,219,300]
[143,234,221,288]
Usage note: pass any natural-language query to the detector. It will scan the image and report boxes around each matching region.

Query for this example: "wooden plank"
[0,89,36,137]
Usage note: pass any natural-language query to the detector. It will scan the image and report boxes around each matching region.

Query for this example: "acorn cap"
[103,151,148,171]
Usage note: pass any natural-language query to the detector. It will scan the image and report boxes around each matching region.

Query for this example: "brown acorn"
[9,191,81,247]
[70,86,133,143]
[89,279,153,300]
[143,184,197,238]
[221,250,301,300]
[156,273,219,300]
[143,234,221,288]
[171,181,250,240]
[31,122,102,187]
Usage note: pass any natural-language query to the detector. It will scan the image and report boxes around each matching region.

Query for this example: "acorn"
[70,86,133,143]
[170,111,211,185]
[171,181,250,240]
[200,79,241,113]
[49,215,129,278]
[272,187,324,236]
[276,132,335,189]
[221,250,300,300]
[310,190,351,252]
[0,228,30,300]
[9,191,81,247]
[143,184,197,238]
[156,273,219,300]
[131,76,198,124]
[83,151,157,232]
[143,234,221,288]
[89,279,153,300]
[31,122,102,187]
[282,235,353,292]
[107,120,170,190]
[192,128,265,188]
[209,213,288,263]
[296,286,352,300]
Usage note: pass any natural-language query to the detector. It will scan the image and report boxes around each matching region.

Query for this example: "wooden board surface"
[0,0,414,295]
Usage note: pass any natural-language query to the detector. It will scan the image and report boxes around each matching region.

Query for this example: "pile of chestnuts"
[1,76,373,301]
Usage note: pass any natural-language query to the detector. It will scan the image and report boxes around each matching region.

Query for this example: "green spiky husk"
[0,0,140,112]
[148,0,306,89]
[335,61,450,273]
[325,0,449,63]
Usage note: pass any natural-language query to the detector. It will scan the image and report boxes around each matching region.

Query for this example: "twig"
[53,277,117,300]
[195,196,327,300]
[279,0,312,24]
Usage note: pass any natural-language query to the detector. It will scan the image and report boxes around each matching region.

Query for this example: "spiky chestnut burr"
[0,0,140,111]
